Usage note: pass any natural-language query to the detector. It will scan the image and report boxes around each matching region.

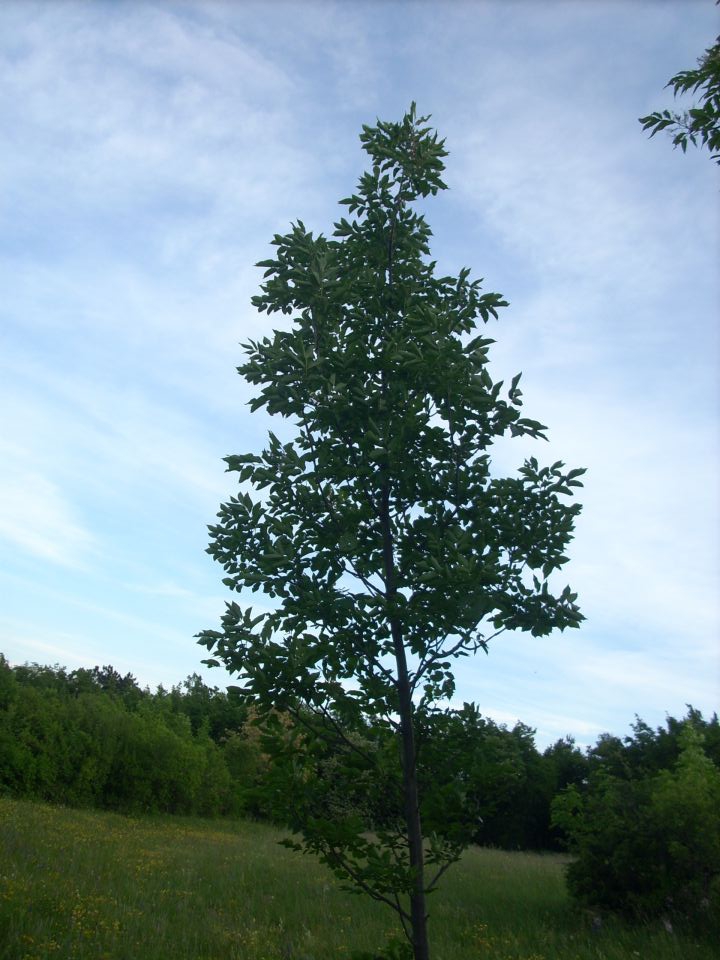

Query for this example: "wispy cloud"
[0,467,94,567]
[0,0,717,744]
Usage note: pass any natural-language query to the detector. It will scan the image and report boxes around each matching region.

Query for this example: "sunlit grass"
[0,798,715,959]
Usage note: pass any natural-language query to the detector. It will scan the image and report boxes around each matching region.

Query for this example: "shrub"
[553,720,720,929]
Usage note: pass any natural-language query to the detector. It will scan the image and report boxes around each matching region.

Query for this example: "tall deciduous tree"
[198,105,584,960]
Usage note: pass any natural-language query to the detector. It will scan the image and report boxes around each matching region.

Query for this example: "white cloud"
[0,629,109,670]
[0,468,94,567]
[0,620,181,690]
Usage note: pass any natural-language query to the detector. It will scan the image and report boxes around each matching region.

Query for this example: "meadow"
[0,798,716,960]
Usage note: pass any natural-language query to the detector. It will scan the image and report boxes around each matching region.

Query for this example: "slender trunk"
[380,483,430,960]
[394,627,430,960]
[381,175,429,959]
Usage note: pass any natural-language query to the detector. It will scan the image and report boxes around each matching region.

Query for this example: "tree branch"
[324,846,413,924]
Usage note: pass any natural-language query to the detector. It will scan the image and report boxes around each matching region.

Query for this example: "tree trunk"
[380,483,430,960]
[394,630,430,960]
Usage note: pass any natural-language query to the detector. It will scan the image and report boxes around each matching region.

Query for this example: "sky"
[0,0,718,749]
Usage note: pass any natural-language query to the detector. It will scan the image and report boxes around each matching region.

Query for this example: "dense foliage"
[1,652,591,844]
[0,655,251,816]
[552,710,720,930]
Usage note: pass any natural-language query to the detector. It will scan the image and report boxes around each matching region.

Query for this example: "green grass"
[0,797,715,960]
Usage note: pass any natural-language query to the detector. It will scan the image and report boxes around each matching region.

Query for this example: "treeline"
[1,653,718,863]
[0,656,255,817]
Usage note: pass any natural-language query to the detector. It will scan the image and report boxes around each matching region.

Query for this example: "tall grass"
[0,798,714,960]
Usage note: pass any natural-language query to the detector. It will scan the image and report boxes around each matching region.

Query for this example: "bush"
[552,719,720,929]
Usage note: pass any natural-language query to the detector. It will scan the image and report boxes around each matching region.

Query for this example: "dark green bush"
[553,717,720,930]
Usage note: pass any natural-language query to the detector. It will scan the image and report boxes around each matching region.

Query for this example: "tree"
[198,104,585,960]
[639,23,720,164]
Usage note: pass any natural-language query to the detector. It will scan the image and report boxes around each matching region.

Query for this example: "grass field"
[0,798,715,960]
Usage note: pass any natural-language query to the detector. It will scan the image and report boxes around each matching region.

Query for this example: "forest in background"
[1,652,717,855]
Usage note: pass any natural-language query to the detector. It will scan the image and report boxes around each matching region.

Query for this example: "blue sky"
[1,0,718,748]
